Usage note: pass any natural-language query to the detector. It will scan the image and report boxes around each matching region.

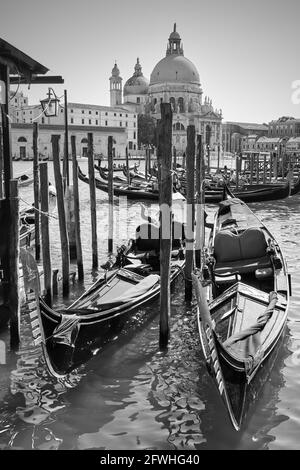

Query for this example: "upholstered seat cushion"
[214,227,271,274]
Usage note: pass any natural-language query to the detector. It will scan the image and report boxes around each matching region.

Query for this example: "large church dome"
[149,24,200,86]
[124,58,149,96]
[150,55,200,85]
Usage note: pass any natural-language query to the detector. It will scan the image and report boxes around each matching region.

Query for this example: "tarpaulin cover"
[223,291,278,361]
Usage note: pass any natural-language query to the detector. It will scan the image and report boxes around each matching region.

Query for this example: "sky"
[1,0,299,123]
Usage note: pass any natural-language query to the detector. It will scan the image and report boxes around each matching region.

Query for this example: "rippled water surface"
[0,161,299,450]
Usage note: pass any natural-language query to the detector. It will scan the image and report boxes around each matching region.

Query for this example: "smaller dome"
[124,58,149,96]
[111,62,120,77]
[169,30,180,40]
[124,75,149,95]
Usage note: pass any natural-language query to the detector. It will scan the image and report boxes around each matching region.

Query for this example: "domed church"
[109,24,222,155]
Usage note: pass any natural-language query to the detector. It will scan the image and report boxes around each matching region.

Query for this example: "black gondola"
[203,179,291,203]
[78,166,184,201]
[21,220,186,377]
[193,186,291,430]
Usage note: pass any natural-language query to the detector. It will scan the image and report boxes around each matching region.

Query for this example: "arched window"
[173,122,185,131]
[18,136,27,142]
[81,138,88,143]
[178,97,184,112]
[169,97,176,112]
[205,125,212,146]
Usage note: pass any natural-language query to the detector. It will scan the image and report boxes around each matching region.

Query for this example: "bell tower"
[110,62,122,106]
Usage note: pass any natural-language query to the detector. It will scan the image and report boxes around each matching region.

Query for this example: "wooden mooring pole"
[33,122,40,261]
[185,125,195,301]
[52,135,70,295]
[39,162,52,305]
[63,89,70,188]
[9,179,20,347]
[263,154,267,184]
[87,132,98,268]
[158,102,173,349]
[108,136,114,253]
[195,134,202,268]
[0,127,3,199]
[71,135,84,280]
[125,146,130,186]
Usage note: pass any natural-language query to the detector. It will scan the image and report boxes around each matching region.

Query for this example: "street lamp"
[40,87,60,117]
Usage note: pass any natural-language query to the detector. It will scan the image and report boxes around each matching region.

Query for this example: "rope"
[20,197,58,220]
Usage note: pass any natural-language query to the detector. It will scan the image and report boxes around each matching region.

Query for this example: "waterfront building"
[8,91,138,159]
[268,116,300,138]
[222,122,268,154]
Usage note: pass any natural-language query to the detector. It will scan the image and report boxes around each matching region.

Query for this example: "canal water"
[0,160,299,450]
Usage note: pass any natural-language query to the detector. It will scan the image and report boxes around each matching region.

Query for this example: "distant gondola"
[17,173,34,187]
[193,185,291,430]
[78,166,184,201]
[21,220,186,376]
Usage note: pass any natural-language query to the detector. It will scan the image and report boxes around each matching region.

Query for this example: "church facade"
[110,24,223,156]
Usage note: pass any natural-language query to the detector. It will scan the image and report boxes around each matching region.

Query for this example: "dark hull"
[194,187,290,430]
[39,264,183,376]
[204,181,290,203]
[78,166,159,200]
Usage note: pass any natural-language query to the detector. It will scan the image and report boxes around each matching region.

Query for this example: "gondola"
[20,219,186,377]
[192,186,291,430]
[78,166,185,201]
[178,179,291,203]
[17,173,34,187]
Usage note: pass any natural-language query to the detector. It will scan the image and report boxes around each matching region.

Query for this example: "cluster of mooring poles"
[157,103,206,348]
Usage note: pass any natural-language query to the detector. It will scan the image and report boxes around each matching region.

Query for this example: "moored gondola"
[202,179,291,203]
[193,185,291,430]
[78,165,185,201]
[20,219,186,377]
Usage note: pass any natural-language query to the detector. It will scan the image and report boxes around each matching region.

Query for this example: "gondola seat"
[213,227,272,276]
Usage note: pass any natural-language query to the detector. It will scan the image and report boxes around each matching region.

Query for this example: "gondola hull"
[78,166,184,201]
[20,245,185,377]
[193,188,290,430]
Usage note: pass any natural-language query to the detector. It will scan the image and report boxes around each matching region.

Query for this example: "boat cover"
[222,291,278,362]
[99,274,160,308]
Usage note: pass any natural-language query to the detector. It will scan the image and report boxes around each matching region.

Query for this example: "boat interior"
[208,198,286,297]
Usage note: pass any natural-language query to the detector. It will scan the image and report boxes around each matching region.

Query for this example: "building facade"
[268,116,300,138]
[222,122,268,154]
[11,123,128,161]
[115,24,223,156]
[8,91,138,158]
